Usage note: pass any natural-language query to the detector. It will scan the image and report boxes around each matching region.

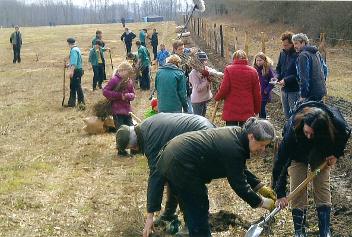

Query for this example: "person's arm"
[297,54,311,99]
[102,78,124,101]
[177,73,189,112]
[120,33,125,41]
[123,81,135,101]
[318,52,329,80]
[276,53,282,80]
[252,71,261,115]
[214,68,230,101]
[264,68,275,94]
[88,49,93,64]
[10,33,13,44]
[189,70,209,92]
[131,32,136,40]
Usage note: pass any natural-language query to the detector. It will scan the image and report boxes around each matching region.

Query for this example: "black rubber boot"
[292,208,307,237]
[317,206,332,237]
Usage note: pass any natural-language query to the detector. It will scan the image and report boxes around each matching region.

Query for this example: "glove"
[258,186,277,201]
[261,197,275,211]
[201,69,210,78]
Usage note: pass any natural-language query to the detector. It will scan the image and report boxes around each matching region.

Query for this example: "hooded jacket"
[151,32,158,46]
[155,63,188,113]
[121,31,136,44]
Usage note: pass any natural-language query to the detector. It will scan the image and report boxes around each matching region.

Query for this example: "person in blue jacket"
[121,28,136,55]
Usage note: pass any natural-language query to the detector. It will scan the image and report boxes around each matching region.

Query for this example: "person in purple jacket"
[103,61,135,155]
[253,52,275,119]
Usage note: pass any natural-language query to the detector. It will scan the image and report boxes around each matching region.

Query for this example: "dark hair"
[96,30,102,35]
[95,39,103,46]
[281,31,294,44]
[135,40,141,46]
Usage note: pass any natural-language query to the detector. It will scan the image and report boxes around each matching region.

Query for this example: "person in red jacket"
[214,50,261,126]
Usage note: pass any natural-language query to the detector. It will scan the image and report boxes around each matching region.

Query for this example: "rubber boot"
[292,208,307,237]
[317,206,332,237]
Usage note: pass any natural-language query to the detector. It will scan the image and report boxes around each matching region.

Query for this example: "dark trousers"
[141,41,146,47]
[125,42,132,54]
[226,121,244,127]
[139,66,150,90]
[102,63,107,81]
[113,114,133,130]
[13,45,21,63]
[259,100,268,119]
[92,64,104,89]
[192,102,207,117]
[169,181,211,237]
[68,69,85,106]
[152,45,158,60]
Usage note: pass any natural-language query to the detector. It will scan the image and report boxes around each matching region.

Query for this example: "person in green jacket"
[88,39,110,90]
[92,30,107,81]
[155,54,188,113]
[10,25,22,63]
[136,40,151,90]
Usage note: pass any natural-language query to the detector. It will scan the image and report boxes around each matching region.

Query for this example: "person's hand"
[106,47,111,52]
[326,155,337,166]
[277,79,285,87]
[261,197,275,211]
[201,69,210,78]
[143,214,154,237]
[258,186,277,201]
[122,94,126,101]
[276,197,289,209]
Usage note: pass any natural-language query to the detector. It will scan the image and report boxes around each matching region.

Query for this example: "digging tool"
[245,161,328,237]
[62,62,66,106]
[109,50,114,71]
[129,112,142,123]
[211,101,219,123]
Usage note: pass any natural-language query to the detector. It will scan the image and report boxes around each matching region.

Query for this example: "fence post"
[233,27,238,52]
[214,24,217,53]
[261,32,266,54]
[319,32,327,62]
[244,31,249,56]
[197,18,200,37]
[220,25,224,57]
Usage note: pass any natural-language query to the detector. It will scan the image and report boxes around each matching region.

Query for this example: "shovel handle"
[287,161,328,202]
[211,101,219,123]
[129,112,142,123]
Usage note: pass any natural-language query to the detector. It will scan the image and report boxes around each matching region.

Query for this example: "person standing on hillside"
[91,30,107,81]
[136,40,151,90]
[121,28,136,55]
[121,17,126,28]
[10,25,22,64]
[150,29,159,61]
[292,33,328,102]
[65,38,85,109]
[275,31,300,119]
[139,29,147,47]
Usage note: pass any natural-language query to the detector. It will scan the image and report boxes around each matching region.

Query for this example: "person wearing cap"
[292,33,328,102]
[65,37,85,109]
[115,113,216,237]
[10,25,22,63]
[272,100,350,237]
[189,51,223,116]
[121,28,136,55]
[136,40,151,90]
[156,117,278,237]
[144,98,158,118]
[89,39,110,90]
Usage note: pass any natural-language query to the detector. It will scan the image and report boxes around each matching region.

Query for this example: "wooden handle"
[287,161,328,202]
[129,112,142,123]
[211,101,219,123]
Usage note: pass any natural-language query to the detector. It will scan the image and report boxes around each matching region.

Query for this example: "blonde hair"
[114,61,134,80]
[253,52,273,76]
[166,54,181,66]
[232,50,247,60]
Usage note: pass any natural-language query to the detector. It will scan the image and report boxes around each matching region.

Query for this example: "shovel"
[62,61,66,107]
[245,161,328,237]
[211,101,219,123]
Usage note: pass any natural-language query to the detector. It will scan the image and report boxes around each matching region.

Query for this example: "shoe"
[63,104,75,108]
[78,103,86,111]
[117,150,129,157]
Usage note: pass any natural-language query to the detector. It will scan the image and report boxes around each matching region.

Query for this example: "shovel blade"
[244,224,263,237]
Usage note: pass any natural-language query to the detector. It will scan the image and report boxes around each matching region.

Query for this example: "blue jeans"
[281,90,300,119]
[192,101,207,117]
[187,96,193,114]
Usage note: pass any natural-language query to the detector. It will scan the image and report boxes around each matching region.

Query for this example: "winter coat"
[69,46,83,70]
[91,36,105,48]
[296,46,328,100]
[102,74,135,116]
[255,66,275,102]
[137,45,151,68]
[139,30,146,44]
[88,47,107,66]
[157,127,264,208]
[151,32,158,46]
[272,100,351,198]
[214,59,261,122]
[135,113,216,212]
[276,48,299,92]
[156,49,170,66]
[155,63,188,113]
[121,31,136,44]
[10,31,22,46]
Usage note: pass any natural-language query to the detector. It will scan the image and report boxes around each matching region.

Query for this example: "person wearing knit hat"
[144,98,158,118]
[115,113,215,236]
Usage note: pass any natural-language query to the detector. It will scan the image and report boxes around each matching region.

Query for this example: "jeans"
[259,100,268,119]
[139,66,150,90]
[113,114,133,130]
[192,102,207,117]
[68,69,85,106]
[125,42,132,54]
[186,96,193,114]
[92,64,104,89]
[281,90,300,119]
[13,45,21,63]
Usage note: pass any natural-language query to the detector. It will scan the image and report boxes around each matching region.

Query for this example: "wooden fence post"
[233,27,238,52]
[261,32,266,53]
[220,25,224,57]
[214,24,217,53]
[244,31,249,56]
[197,18,200,37]
[319,32,327,62]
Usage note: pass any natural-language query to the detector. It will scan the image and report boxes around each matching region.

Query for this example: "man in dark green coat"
[157,117,278,237]
[136,40,151,90]
[88,39,110,90]
[10,25,22,63]
[91,30,107,81]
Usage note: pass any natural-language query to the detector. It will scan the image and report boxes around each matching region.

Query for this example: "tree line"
[0,0,185,27]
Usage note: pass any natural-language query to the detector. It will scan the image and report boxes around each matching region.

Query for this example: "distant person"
[292,33,328,101]
[139,29,147,47]
[253,52,275,119]
[136,40,151,90]
[10,25,22,64]
[92,30,107,81]
[156,44,170,67]
[150,29,159,61]
[89,39,110,91]
[214,50,261,126]
[275,31,300,119]
[121,17,126,28]
[155,54,188,113]
[121,28,136,55]
[65,38,85,109]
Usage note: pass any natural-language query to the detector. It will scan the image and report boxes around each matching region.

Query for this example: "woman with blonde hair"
[214,50,261,126]
[253,52,275,118]
[103,61,135,155]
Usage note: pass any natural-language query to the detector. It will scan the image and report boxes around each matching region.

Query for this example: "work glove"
[201,69,210,78]
[261,197,275,211]
[258,186,277,201]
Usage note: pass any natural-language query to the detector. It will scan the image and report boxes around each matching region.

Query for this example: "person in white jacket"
[189,51,223,116]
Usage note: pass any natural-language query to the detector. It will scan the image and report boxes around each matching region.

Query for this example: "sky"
[22,0,193,6]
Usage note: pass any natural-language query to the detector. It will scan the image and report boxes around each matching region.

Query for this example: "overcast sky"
[22,0,193,6]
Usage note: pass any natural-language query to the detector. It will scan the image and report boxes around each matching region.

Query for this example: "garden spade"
[244,161,328,237]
